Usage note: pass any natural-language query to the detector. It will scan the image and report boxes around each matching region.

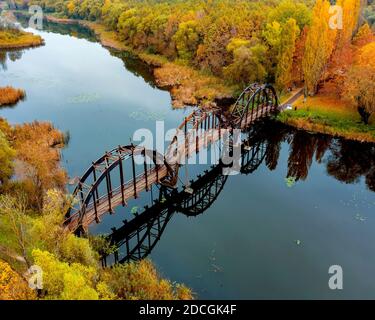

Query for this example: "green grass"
[277,108,375,142]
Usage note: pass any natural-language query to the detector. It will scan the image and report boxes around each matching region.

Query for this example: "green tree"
[173,20,201,61]
[0,130,15,185]
[268,0,311,30]
[32,249,100,300]
[31,189,98,266]
[224,38,267,85]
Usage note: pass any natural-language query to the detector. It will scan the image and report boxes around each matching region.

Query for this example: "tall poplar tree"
[302,0,337,96]
[276,18,300,91]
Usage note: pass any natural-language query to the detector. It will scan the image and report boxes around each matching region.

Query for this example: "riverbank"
[0,27,44,49]
[0,86,25,106]
[44,15,237,108]
[277,93,375,143]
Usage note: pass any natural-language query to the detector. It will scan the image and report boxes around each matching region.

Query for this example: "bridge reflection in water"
[101,124,271,266]
[65,83,279,233]
[100,121,375,266]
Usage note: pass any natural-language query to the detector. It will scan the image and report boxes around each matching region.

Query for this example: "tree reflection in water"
[0,49,24,71]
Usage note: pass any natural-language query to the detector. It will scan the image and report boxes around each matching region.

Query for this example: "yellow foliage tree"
[0,130,15,185]
[344,64,375,124]
[32,249,101,300]
[302,0,338,95]
[357,42,375,68]
[67,0,75,15]
[12,122,67,210]
[276,18,300,91]
[0,260,36,300]
[30,189,98,266]
[354,23,374,45]
[336,0,362,47]
[344,40,375,124]
[100,259,193,300]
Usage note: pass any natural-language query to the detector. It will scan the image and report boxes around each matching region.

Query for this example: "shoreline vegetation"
[0,26,42,107]
[46,15,238,108]
[0,27,44,49]
[278,94,375,143]
[0,86,25,106]
[0,116,194,300]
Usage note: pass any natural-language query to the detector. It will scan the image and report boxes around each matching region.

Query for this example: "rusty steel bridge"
[65,83,279,233]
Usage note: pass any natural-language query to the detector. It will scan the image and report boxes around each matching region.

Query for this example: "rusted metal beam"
[143,148,149,191]
[131,144,137,199]
[118,154,126,207]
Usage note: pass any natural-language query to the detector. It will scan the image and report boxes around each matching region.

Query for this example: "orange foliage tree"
[302,0,338,96]
[344,40,375,124]
[11,122,67,210]
[0,260,36,300]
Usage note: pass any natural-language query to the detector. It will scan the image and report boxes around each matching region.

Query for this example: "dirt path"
[279,88,304,110]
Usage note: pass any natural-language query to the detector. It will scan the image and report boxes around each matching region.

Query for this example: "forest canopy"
[26,0,315,87]
[23,0,373,101]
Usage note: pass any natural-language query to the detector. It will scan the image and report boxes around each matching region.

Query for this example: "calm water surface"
[1,22,375,299]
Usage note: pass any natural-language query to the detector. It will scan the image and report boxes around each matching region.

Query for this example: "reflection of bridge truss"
[101,131,269,266]
[65,83,279,233]
[179,167,228,217]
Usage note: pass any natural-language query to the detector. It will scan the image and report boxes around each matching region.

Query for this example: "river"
[1,21,375,299]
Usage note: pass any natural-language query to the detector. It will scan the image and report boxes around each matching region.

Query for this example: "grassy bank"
[0,28,44,49]
[277,94,375,143]
[0,86,25,106]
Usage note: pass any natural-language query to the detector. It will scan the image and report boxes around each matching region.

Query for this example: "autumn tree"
[263,21,283,78]
[336,0,362,48]
[101,0,127,30]
[100,259,193,300]
[29,189,98,266]
[32,249,102,300]
[275,18,300,91]
[223,38,267,85]
[344,39,375,124]
[353,23,374,46]
[357,41,375,67]
[173,20,201,61]
[0,194,32,267]
[0,260,36,300]
[0,130,15,186]
[303,0,337,96]
[268,0,311,30]
[12,121,67,210]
